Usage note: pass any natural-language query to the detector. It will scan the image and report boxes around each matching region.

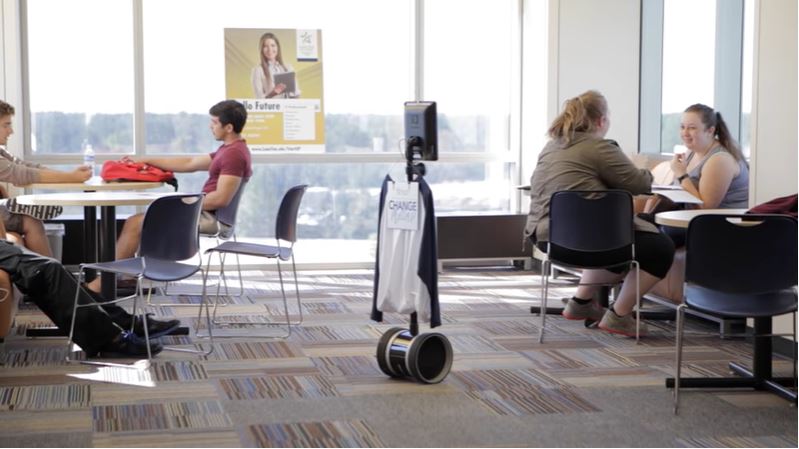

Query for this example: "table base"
[665,362,797,402]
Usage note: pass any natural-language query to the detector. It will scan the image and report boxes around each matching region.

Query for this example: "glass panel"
[739,0,754,158]
[175,161,512,263]
[660,0,716,153]
[142,0,412,154]
[424,0,516,154]
[25,0,134,155]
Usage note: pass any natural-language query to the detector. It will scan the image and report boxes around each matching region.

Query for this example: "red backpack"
[101,160,179,190]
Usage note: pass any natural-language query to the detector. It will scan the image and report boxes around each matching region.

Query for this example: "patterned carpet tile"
[465,386,600,416]
[0,384,90,411]
[0,409,92,434]
[92,429,243,447]
[149,360,209,381]
[240,419,386,448]
[291,325,383,343]
[202,341,305,361]
[1,346,74,368]
[92,400,232,432]
[448,368,566,390]
[91,382,218,406]
[216,375,339,400]
[520,347,641,370]
[675,434,798,448]
[312,356,383,377]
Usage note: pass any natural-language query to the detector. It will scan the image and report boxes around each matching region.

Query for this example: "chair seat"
[83,257,201,282]
[206,241,292,261]
[685,284,798,318]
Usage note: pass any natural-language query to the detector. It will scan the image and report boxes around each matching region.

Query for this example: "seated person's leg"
[0,268,18,338]
[4,231,23,247]
[598,231,676,336]
[20,215,53,257]
[0,241,163,357]
[87,213,144,293]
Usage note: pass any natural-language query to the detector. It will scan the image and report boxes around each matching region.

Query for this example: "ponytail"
[548,90,607,144]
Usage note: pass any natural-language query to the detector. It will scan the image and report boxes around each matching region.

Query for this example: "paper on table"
[652,184,683,190]
[653,188,703,204]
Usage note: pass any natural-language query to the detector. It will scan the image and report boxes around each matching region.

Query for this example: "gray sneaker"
[561,298,606,321]
[598,309,648,337]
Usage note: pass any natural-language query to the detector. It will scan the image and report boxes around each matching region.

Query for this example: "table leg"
[665,316,797,402]
[99,205,117,300]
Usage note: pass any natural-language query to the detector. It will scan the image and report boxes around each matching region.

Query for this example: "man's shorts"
[0,205,25,234]
[198,210,233,239]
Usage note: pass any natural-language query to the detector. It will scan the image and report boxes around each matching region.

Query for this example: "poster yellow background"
[224,28,325,149]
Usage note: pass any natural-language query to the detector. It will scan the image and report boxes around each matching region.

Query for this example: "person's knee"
[123,213,145,235]
[22,215,46,234]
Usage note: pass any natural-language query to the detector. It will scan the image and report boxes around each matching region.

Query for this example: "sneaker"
[562,298,606,321]
[133,314,181,339]
[94,331,163,358]
[598,309,648,337]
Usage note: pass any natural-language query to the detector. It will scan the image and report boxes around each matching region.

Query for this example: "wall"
[749,0,797,335]
[749,0,798,204]
[550,0,641,155]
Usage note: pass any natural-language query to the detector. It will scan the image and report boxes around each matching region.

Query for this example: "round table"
[23,176,163,192]
[654,208,748,228]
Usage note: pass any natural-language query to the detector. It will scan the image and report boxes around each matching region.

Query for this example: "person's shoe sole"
[598,323,646,338]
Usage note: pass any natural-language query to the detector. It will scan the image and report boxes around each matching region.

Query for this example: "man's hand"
[72,166,92,182]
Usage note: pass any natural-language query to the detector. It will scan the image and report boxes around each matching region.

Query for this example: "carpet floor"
[0,268,796,447]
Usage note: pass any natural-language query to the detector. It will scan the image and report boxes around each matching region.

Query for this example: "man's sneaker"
[95,331,163,358]
[598,309,648,337]
[562,298,606,321]
[133,314,181,339]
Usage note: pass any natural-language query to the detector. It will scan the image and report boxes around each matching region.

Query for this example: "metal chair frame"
[673,214,798,413]
[538,190,641,343]
[197,184,308,339]
[66,194,214,365]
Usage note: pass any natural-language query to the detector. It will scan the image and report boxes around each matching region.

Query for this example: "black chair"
[538,190,641,342]
[201,179,248,298]
[201,185,308,338]
[68,193,214,362]
[672,214,797,413]
[161,180,249,303]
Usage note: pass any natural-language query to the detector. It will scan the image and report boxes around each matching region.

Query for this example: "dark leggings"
[535,230,675,279]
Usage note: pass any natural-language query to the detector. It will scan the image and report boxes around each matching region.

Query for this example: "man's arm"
[128,155,211,173]
[35,166,92,183]
[203,175,242,211]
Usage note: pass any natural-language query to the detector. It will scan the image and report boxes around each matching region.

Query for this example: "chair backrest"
[548,190,634,265]
[215,179,248,228]
[275,185,308,243]
[686,214,798,294]
[140,193,204,261]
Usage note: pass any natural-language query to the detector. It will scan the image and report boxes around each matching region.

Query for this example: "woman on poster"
[251,32,301,99]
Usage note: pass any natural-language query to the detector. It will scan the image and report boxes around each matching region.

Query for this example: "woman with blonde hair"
[250,32,300,99]
[524,90,675,337]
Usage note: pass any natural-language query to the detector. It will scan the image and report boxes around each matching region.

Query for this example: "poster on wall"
[225,28,325,152]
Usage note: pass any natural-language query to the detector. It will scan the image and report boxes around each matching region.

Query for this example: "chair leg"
[135,276,152,361]
[793,311,797,389]
[539,260,550,344]
[673,304,686,414]
[634,261,641,344]
[66,268,85,363]
[289,255,303,325]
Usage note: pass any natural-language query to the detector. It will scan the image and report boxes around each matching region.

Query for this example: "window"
[640,0,747,155]
[17,0,533,265]
[25,0,134,155]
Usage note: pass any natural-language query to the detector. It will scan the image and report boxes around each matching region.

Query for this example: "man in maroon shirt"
[87,100,252,293]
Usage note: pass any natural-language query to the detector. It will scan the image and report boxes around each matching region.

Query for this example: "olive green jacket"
[524,133,655,243]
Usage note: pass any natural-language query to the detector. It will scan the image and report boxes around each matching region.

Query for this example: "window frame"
[639,0,746,155]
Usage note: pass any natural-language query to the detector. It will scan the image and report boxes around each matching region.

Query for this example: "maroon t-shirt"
[202,139,252,195]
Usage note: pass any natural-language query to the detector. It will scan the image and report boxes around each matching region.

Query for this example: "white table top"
[654,208,749,228]
[22,176,164,191]
[15,191,173,207]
